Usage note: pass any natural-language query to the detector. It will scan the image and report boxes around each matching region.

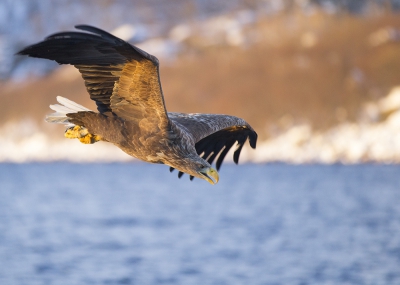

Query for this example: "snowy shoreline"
[2,87,400,164]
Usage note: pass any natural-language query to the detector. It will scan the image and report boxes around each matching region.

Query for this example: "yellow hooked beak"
[199,167,219,185]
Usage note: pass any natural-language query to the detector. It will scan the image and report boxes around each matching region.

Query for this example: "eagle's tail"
[46,96,91,126]
[46,96,101,144]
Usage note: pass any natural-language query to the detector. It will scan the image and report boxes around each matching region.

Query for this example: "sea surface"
[0,163,399,285]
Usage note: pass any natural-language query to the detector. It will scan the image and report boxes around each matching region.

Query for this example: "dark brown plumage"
[17,25,257,184]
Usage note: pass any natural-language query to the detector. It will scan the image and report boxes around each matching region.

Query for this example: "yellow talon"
[64,125,102,144]
[65,126,81,139]
[78,133,102,144]
[93,135,102,142]
[79,135,93,144]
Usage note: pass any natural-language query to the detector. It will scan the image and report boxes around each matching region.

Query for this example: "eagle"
[17,25,257,185]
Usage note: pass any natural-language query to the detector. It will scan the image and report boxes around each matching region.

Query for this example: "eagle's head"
[169,154,219,185]
[192,161,219,185]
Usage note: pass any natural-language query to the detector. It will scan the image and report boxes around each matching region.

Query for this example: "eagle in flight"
[18,25,257,185]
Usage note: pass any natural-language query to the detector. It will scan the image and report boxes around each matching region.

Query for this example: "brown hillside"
[2,11,400,140]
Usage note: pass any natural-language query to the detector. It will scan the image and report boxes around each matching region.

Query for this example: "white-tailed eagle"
[18,25,257,184]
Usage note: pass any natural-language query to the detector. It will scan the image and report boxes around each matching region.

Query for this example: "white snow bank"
[242,86,400,164]
[2,87,400,164]
[0,120,131,163]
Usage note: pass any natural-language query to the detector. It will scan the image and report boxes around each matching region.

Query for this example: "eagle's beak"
[200,167,219,185]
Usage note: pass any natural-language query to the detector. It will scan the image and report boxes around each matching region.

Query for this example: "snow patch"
[242,86,400,164]
[3,88,400,164]
[0,120,131,163]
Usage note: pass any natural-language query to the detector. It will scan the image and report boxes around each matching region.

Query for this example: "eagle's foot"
[65,125,87,139]
[65,126,102,144]
[79,133,102,144]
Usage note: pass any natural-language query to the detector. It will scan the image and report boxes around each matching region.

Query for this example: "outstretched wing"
[17,25,169,127]
[169,113,257,179]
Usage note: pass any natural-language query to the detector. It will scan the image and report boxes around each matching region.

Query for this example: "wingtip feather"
[250,131,258,149]
[74,25,116,41]
[233,143,244,164]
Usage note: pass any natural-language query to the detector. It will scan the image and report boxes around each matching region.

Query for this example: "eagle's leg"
[65,125,102,144]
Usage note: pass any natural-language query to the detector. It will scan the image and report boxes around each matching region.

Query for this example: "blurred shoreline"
[2,85,400,164]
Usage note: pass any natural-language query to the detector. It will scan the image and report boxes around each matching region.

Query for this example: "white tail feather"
[56,96,91,112]
[46,96,92,125]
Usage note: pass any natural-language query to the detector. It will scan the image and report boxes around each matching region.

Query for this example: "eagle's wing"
[17,25,169,127]
[168,113,257,179]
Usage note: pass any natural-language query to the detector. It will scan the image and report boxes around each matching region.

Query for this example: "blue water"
[0,163,400,285]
